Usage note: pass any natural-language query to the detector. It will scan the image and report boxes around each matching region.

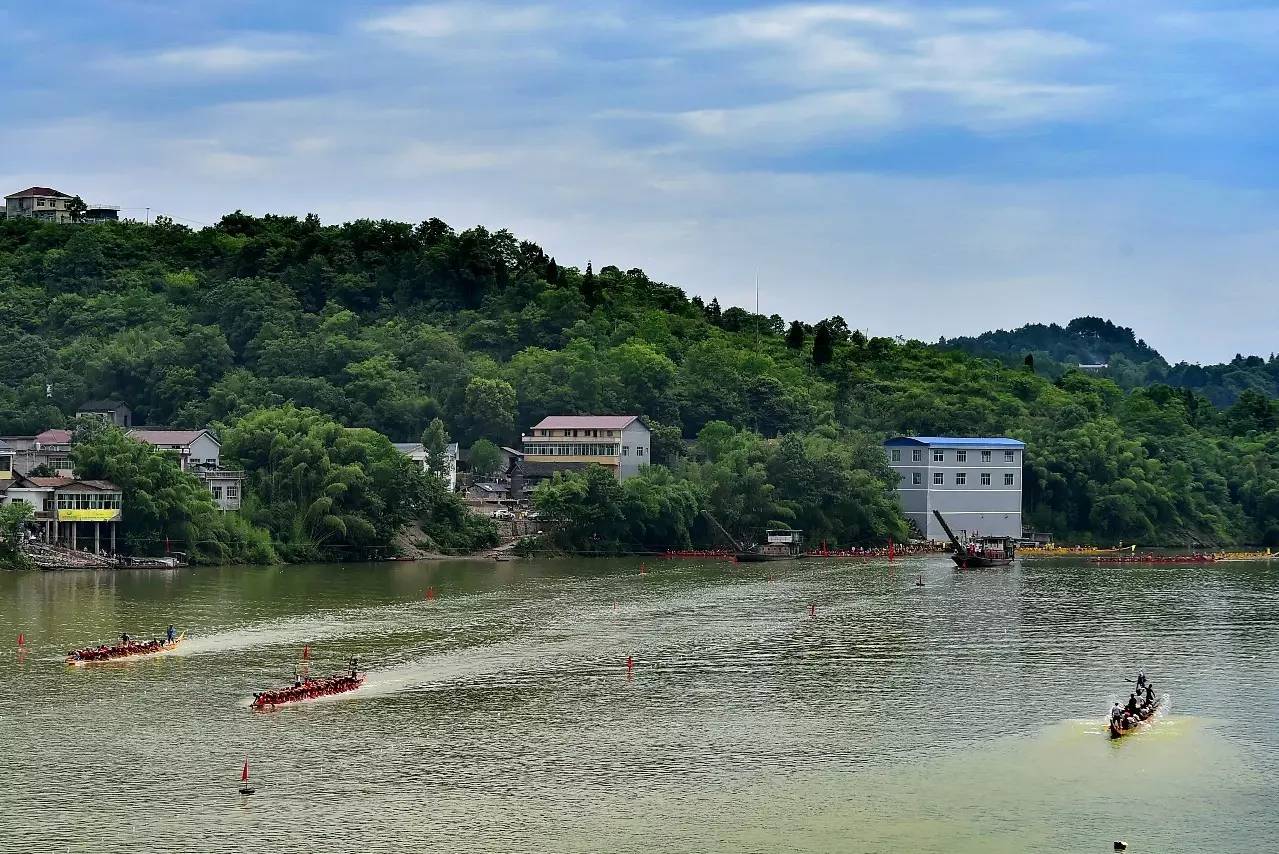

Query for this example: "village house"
[0,475,123,553]
[22,423,244,511]
[76,400,133,428]
[520,416,650,481]
[884,436,1024,540]
[392,441,459,491]
[3,186,119,223]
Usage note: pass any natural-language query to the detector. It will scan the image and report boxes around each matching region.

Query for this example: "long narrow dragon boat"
[251,671,366,710]
[1110,697,1162,739]
[66,633,184,665]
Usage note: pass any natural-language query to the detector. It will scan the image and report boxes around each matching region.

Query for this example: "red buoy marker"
[302,644,310,660]
[17,633,25,648]
[888,538,895,562]
[809,604,817,619]
[626,655,634,672]
[238,759,254,795]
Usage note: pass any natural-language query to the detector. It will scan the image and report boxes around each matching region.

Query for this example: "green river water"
[1,556,1276,853]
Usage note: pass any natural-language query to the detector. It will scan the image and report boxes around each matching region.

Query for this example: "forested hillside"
[943,317,1279,406]
[3,213,1279,551]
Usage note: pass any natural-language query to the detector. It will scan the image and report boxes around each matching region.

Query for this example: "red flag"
[17,633,24,647]
[888,538,895,561]
[241,760,249,782]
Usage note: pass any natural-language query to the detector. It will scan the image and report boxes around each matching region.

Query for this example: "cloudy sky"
[3,1,1276,363]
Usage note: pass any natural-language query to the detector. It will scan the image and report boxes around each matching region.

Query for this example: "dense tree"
[812,322,834,366]
[420,417,451,477]
[468,438,503,480]
[785,321,806,350]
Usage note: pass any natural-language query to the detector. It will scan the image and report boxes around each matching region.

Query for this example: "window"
[913,472,922,485]
[228,485,239,499]
[933,449,944,462]
[637,446,645,457]
[955,472,967,485]
[1005,473,1015,486]
[912,449,923,462]
[211,486,223,499]
[1005,450,1015,463]
[980,472,991,486]
[890,449,901,462]
[981,450,992,462]
[933,472,944,485]
[622,446,630,456]
[956,450,967,462]
[43,497,54,512]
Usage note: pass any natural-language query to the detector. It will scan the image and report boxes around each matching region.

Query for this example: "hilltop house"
[76,400,133,428]
[392,442,459,491]
[520,416,650,481]
[884,436,1024,540]
[3,186,118,223]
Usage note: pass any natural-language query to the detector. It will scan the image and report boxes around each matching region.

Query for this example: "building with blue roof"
[883,436,1024,540]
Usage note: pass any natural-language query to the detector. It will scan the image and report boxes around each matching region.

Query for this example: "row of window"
[210,485,240,500]
[907,472,1016,487]
[534,429,618,438]
[890,448,1017,464]
[525,443,621,456]
[57,493,122,510]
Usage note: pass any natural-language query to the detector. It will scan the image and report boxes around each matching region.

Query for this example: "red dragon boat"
[66,633,184,665]
[251,667,366,710]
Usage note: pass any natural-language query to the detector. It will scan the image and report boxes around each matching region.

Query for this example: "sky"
[2,1,1277,364]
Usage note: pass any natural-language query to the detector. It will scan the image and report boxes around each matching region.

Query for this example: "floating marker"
[888,538,895,562]
[1113,843,1127,852]
[626,655,634,671]
[425,586,436,600]
[239,759,255,795]
[639,563,647,575]
[302,644,310,660]
[17,633,24,648]
[915,574,925,587]
[809,604,817,619]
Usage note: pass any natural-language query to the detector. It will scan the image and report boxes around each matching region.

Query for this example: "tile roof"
[127,428,213,445]
[6,186,71,199]
[36,429,72,445]
[77,399,130,411]
[883,436,1025,448]
[27,477,75,487]
[531,415,640,430]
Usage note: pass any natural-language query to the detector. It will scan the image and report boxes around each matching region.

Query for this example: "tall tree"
[420,417,451,477]
[785,321,806,350]
[812,322,834,366]
[66,195,88,222]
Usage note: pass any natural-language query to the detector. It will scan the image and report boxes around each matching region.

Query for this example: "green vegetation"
[0,501,34,568]
[2,213,1279,553]
[71,421,277,564]
[943,316,1279,407]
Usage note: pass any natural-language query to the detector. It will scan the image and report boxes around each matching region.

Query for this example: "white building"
[393,442,459,491]
[884,436,1025,540]
[520,415,650,480]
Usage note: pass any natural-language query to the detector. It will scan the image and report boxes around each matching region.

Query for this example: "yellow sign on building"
[58,509,121,522]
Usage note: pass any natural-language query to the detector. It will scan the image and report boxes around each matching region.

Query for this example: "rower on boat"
[121,632,130,646]
[1110,702,1123,724]
[1136,671,1147,692]
[1144,683,1155,706]
[348,657,359,679]
[166,625,176,643]
[1125,692,1139,715]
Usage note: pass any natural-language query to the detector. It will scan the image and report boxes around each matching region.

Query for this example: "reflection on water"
[2,557,1278,853]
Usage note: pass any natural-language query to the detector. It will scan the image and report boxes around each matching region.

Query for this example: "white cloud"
[700,3,915,45]
[362,2,552,38]
[107,37,313,76]
[675,89,901,144]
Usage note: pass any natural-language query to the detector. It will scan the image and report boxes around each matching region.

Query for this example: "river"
[1,556,1276,853]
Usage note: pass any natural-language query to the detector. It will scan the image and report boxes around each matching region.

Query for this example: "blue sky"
[3,1,1277,363]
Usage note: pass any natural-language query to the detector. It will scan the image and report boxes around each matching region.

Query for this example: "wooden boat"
[66,633,184,665]
[251,671,366,710]
[1109,697,1161,739]
[735,529,804,562]
[932,511,1016,568]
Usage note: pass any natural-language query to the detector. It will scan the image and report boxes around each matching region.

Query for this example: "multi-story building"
[520,416,650,481]
[392,441,459,491]
[0,475,123,553]
[4,187,75,222]
[26,425,244,510]
[884,436,1024,541]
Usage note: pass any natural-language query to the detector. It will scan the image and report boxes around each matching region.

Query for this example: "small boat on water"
[932,511,1016,568]
[66,633,184,665]
[735,529,805,563]
[251,664,365,710]
[1110,696,1162,739]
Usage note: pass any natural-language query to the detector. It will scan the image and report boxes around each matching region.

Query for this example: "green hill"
[3,213,1279,551]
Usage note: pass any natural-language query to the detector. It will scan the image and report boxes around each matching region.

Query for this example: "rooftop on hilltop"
[5,186,72,199]
[884,436,1025,448]
[126,428,214,445]
[530,415,641,431]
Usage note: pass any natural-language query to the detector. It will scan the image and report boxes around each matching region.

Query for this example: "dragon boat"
[251,670,366,710]
[66,633,184,665]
